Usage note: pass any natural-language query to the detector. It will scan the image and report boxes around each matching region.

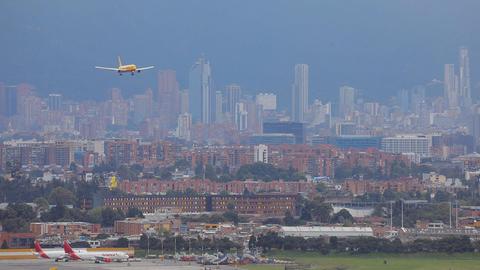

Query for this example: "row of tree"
[253,232,476,254]
[0,202,144,232]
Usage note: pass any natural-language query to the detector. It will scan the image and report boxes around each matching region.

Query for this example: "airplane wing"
[95,66,120,71]
[136,66,155,71]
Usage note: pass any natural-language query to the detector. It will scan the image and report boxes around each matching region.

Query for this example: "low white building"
[279,226,373,238]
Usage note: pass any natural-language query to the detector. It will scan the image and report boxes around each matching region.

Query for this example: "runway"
[0,259,237,270]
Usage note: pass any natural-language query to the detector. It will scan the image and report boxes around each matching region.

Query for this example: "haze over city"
[2,0,480,105]
[3,2,480,270]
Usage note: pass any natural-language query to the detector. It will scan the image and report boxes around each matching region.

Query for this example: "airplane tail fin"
[63,240,74,254]
[34,240,50,259]
[34,240,43,253]
[63,240,81,260]
[117,56,123,67]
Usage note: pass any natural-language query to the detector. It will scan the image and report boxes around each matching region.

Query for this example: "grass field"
[242,251,480,270]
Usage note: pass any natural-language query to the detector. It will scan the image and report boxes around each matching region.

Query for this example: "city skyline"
[1,1,480,106]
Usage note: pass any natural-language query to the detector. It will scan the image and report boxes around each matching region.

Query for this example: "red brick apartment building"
[104,194,297,217]
[30,222,101,238]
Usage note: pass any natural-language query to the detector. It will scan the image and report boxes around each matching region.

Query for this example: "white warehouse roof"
[280,226,373,238]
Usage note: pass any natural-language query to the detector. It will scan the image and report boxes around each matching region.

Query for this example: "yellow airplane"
[95,56,154,75]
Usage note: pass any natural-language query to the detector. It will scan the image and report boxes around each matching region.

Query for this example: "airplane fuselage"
[118,64,138,73]
[70,251,129,262]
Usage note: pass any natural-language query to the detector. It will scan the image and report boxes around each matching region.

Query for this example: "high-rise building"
[158,70,180,128]
[189,57,212,124]
[444,64,458,109]
[363,102,380,116]
[256,93,277,111]
[459,47,471,107]
[4,86,18,117]
[339,86,355,119]
[247,100,263,133]
[48,93,62,111]
[133,94,150,123]
[176,113,192,141]
[472,106,480,151]
[215,91,223,123]
[179,90,189,114]
[234,102,248,131]
[108,88,128,126]
[292,64,309,122]
[254,144,268,163]
[224,84,241,121]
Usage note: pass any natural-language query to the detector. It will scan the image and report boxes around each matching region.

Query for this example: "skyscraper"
[179,90,189,114]
[189,57,212,124]
[215,90,223,123]
[108,88,128,126]
[256,93,277,111]
[339,86,355,119]
[48,93,62,111]
[234,102,248,131]
[224,84,241,122]
[4,86,18,117]
[158,70,180,128]
[292,64,309,122]
[444,64,458,109]
[459,47,471,107]
[133,90,153,124]
[176,113,192,141]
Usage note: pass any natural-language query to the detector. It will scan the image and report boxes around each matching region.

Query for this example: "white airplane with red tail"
[63,240,129,263]
[34,240,71,262]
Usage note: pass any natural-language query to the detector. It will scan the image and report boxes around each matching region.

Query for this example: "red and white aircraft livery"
[34,240,71,262]
[63,240,129,263]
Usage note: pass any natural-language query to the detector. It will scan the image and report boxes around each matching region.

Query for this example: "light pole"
[159,236,165,257]
[146,233,150,258]
[174,235,177,259]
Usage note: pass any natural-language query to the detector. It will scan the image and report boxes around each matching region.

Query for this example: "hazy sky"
[1,0,479,109]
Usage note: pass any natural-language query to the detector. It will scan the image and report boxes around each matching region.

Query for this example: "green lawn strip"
[240,251,480,270]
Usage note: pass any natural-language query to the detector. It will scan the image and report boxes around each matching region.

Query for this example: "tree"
[205,164,218,181]
[95,233,110,240]
[115,237,129,248]
[9,203,36,220]
[101,208,125,227]
[48,187,76,206]
[300,196,333,223]
[331,209,354,224]
[283,211,298,226]
[433,190,452,202]
[34,197,50,212]
[194,161,204,178]
[223,211,239,225]
[383,189,398,201]
[248,235,257,250]
[390,160,410,178]
[86,207,103,224]
[126,207,144,218]
[1,240,8,249]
